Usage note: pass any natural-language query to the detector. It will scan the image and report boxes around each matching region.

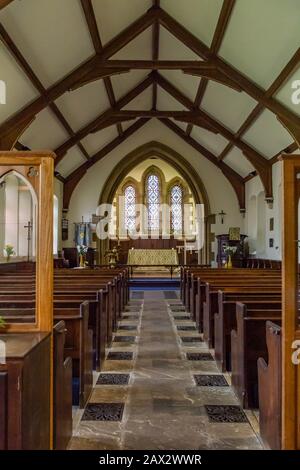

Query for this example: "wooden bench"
[231,303,281,408]
[258,321,282,450]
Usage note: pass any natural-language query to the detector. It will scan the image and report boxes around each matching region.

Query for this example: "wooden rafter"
[186,0,236,136]
[80,0,123,137]
[0,0,13,10]
[219,48,300,161]
[0,23,90,159]
[152,0,160,110]
[63,118,150,209]
[155,72,273,199]
[55,74,154,163]
[159,118,245,210]
[158,6,300,137]
[0,6,158,149]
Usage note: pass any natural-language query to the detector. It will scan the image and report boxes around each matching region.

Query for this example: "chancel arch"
[98,142,211,264]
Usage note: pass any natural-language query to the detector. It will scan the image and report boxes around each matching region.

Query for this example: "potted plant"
[3,244,15,262]
[223,245,237,268]
[0,316,5,328]
[77,244,88,268]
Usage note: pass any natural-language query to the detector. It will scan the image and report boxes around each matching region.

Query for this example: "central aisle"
[70,291,263,450]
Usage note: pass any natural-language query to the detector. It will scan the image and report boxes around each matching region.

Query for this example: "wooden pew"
[231,303,281,408]
[53,321,72,450]
[54,302,93,408]
[214,292,281,371]
[258,321,282,450]
[203,282,281,348]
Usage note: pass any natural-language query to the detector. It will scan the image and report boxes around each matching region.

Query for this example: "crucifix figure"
[24,220,32,262]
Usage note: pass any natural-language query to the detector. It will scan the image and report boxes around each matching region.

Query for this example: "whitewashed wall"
[245,161,282,260]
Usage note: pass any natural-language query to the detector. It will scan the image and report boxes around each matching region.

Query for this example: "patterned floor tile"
[186,352,214,361]
[205,405,248,423]
[163,291,179,299]
[107,352,133,360]
[96,374,130,385]
[82,403,124,421]
[194,375,229,387]
[180,336,203,343]
[118,325,137,331]
[131,291,144,299]
[173,315,190,320]
[114,336,136,343]
[122,315,139,320]
[177,325,196,331]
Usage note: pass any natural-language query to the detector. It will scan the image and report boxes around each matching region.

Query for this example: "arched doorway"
[97,142,212,265]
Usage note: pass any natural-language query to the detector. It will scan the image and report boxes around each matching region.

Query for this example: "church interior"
[0,0,300,454]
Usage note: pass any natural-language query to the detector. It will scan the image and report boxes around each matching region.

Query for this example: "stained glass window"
[147,174,160,231]
[170,185,183,233]
[124,185,136,232]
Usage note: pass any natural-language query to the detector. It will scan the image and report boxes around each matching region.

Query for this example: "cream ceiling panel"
[81,126,119,156]
[112,27,152,60]
[220,0,300,89]
[92,0,152,45]
[20,108,69,150]
[111,71,150,101]
[191,127,228,156]
[0,44,38,123]
[243,109,294,158]
[159,70,200,102]
[56,147,86,178]
[159,26,201,60]
[275,66,300,117]
[157,87,188,111]
[201,81,257,132]
[123,87,153,111]
[161,0,223,47]
[223,147,255,177]
[0,0,94,87]
[55,80,110,132]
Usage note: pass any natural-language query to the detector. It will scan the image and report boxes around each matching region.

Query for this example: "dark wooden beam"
[186,0,236,135]
[160,118,245,210]
[218,47,300,161]
[80,0,123,137]
[0,7,157,149]
[55,74,154,163]
[158,6,300,136]
[0,0,13,9]
[63,118,149,209]
[156,72,273,199]
[0,23,90,160]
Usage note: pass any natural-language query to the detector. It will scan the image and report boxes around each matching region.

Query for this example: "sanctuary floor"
[69,290,263,450]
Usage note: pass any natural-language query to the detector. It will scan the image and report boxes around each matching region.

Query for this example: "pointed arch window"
[124,184,136,232]
[147,174,160,231]
[170,184,183,233]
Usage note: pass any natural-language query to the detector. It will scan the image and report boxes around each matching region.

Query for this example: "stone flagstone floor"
[69,290,263,450]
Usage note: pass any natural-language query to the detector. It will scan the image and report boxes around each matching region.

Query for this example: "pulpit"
[216,233,247,267]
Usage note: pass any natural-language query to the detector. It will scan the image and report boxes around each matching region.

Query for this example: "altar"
[127,248,178,266]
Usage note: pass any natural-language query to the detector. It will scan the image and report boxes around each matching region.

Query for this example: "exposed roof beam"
[186,0,236,136]
[219,48,300,161]
[55,74,154,163]
[0,6,158,149]
[158,6,300,137]
[0,23,90,160]
[152,0,160,109]
[80,0,123,137]
[0,0,13,9]
[160,118,245,210]
[156,72,273,199]
[63,118,150,209]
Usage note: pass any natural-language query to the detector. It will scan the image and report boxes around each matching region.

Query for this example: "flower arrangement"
[223,245,237,269]
[77,244,88,268]
[77,244,88,255]
[223,245,237,256]
[3,244,15,262]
